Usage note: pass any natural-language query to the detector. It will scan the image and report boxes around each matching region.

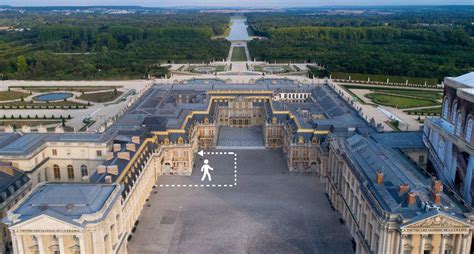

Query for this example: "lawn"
[9,86,122,93]
[342,85,442,100]
[78,91,124,103]
[365,93,438,109]
[0,91,29,101]
[231,47,247,61]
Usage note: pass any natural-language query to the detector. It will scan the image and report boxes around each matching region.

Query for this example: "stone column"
[385,230,393,254]
[460,234,468,254]
[94,231,106,254]
[418,234,427,254]
[37,235,45,254]
[393,232,400,254]
[78,234,86,254]
[398,234,406,254]
[12,233,21,254]
[58,235,66,254]
[439,234,448,254]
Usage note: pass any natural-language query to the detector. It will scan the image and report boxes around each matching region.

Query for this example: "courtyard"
[128,149,353,254]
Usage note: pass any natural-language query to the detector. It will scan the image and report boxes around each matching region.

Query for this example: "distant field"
[231,47,247,61]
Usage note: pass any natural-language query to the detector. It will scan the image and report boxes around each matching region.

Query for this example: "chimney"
[55,125,64,133]
[97,165,106,174]
[106,165,119,175]
[105,175,112,184]
[434,192,442,205]
[376,171,384,185]
[408,192,416,207]
[105,152,114,161]
[132,136,140,144]
[4,125,14,133]
[113,144,121,152]
[37,125,47,133]
[117,152,130,161]
[433,180,443,193]
[126,143,136,152]
[21,125,31,133]
[399,183,410,194]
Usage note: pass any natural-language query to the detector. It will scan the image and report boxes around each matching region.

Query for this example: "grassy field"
[333,72,439,86]
[365,93,438,109]
[0,91,29,101]
[231,47,247,61]
[253,65,293,73]
[78,91,123,103]
[188,65,226,73]
[9,86,122,93]
[342,85,442,97]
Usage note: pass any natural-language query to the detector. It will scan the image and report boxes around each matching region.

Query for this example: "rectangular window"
[52,149,57,156]
[96,150,102,157]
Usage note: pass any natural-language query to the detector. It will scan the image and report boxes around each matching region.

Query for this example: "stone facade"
[424,72,474,204]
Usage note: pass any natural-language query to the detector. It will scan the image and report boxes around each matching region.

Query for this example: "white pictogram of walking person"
[201,159,213,182]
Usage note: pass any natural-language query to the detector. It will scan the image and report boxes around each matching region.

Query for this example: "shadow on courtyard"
[128,149,354,254]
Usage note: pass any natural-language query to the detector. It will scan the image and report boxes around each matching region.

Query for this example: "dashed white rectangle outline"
[158,151,237,188]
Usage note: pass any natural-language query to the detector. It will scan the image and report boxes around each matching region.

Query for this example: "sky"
[3,0,473,7]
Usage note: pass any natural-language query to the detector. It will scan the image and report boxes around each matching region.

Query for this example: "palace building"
[0,77,472,253]
[424,72,474,205]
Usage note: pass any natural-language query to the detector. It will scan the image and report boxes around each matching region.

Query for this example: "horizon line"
[2,4,474,8]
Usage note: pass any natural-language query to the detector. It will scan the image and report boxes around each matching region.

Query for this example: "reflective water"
[34,92,73,101]
[226,18,251,42]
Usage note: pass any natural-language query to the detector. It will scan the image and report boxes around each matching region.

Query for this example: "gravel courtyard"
[128,149,353,254]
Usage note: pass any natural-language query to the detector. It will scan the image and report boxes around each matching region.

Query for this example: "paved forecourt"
[128,149,353,254]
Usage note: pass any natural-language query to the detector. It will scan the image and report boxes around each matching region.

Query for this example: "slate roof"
[9,183,119,226]
[333,134,469,220]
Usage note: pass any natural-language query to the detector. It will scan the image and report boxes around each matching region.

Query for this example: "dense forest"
[247,7,474,80]
[0,12,230,80]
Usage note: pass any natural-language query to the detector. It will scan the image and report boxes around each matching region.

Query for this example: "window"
[455,113,463,136]
[442,98,449,119]
[67,165,74,179]
[52,149,57,156]
[96,150,102,157]
[451,101,458,123]
[81,165,88,177]
[53,165,61,179]
[465,117,472,143]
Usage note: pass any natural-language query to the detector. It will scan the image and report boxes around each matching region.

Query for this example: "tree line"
[0,13,230,80]
[247,8,474,80]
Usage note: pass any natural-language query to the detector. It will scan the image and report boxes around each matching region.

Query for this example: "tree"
[16,56,28,73]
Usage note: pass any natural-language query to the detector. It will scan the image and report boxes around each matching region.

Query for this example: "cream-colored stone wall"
[325,145,473,254]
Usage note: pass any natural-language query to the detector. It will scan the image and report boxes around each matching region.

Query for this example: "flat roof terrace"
[128,149,353,254]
